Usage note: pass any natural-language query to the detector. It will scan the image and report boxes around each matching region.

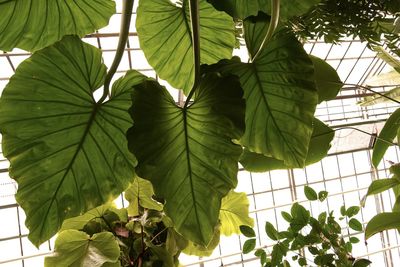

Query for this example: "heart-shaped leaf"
[127,73,245,245]
[44,230,120,267]
[0,36,144,246]
[0,1,115,51]
[136,0,235,93]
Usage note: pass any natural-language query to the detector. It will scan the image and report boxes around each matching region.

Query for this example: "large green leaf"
[219,191,254,236]
[0,1,115,52]
[0,36,144,246]
[310,55,343,103]
[127,73,245,245]
[136,0,235,93]
[206,18,317,167]
[182,225,221,257]
[207,0,320,20]
[124,176,163,216]
[240,118,334,172]
[372,108,400,167]
[365,212,400,239]
[44,230,120,267]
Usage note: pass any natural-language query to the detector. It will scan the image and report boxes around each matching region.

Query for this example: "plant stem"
[250,0,280,62]
[98,0,135,104]
[184,0,201,109]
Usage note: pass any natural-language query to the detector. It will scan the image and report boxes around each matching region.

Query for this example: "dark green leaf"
[318,191,328,202]
[271,243,288,266]
[148,244,175,267]
[207,0,268,19]
[127,73,244,245]
[350,237,360,244]
[125,176,163,217]
[266,0,321,21]
[239,118,334,171]
[308,246,319,255]
[220,191,254,236]
[304,186,318,201]
[243,238,257,254]
[240,225,256,238]
[372,108,400,167]
[0,36,142,246]
[365,179,400,198]
[309,55,343,103]
[298,257,307,266]
[349,218,363,232]
[165,229,189,256]
[0,1,115,51]
[390,163,400,178]
[205,22,318,168]
[353,259,372,267]
[44,230,120,267]
[344,242,353,253]
[346,206,361,218]
[290,203,310,231]
[318,212,327,224]
[340,206,346,216]
[136,0,235,93]
[255,249,267,266]
[265,222,279,240]
[365,212,400,239]
[281,211,293,222]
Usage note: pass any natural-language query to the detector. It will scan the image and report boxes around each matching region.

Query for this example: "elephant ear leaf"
[127,73,245,246]
[44,230,120,267]
[0,36,144,247]
[136,0,235,93]
[0,0,115,52]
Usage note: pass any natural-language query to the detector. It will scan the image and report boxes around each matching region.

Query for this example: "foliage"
[241,187,371,267]
[0,0,351,265]
[288,0,400,53]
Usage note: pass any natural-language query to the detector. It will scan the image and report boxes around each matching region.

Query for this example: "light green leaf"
[365,212,400,239]
[366,179,400,198]
[366,70,400,87]
[127,73,245,245]
[182,225,221,257]
[372,108,400,167]
[61,204,127,232]
[206,22,318,167]
[373,46,400,72]
[219,191,254,236]
[304,186,318,201]
[0,36,144,246]
[44,230,120,267]
[136,0,235,93]
[124,176,163,216]
[346,206,360,218]
[290,203,310,231]
[0,1,115,52]
[358,87,400,106]
[240,118,334,171]
[309,55,343,103]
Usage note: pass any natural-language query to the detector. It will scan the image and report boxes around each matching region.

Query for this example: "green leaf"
[136,0,235,93]
[318,212,327,224]
[166,228,189,256]
[349,218,363,232]
[290,203,310,231]
[0,36,143,246]
[255,249,267,266]
[346,206,360,218]
[219,191,254,236]
[318,191,328,202]
[124,176,163,216]
[61,204,126,232]
[240,225,256,238]
[147,244,175,267]
[350,237,360,244]
[372,108,400,167]
[304,186,318,201]
[207,0,268,19]
[365,212,400,239]
[44,230,120,267]
[265,222,279,241]
[298,257,307,266]
[243,238,257,254]
[366,179,400,200]
[182,226,221,257]
[373,46,400,72]
[240,119,334,172]
[309,55,343,103]
[0,1,115,52]
[266,0,321,21]
[127,73,244,246]
[281,211,293,222]
[353,259,372,267]
[340,206,346,216]
[271,243,288,266]
[206,26,317,166]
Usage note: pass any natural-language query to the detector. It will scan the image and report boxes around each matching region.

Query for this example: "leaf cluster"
[241,187,370,267]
